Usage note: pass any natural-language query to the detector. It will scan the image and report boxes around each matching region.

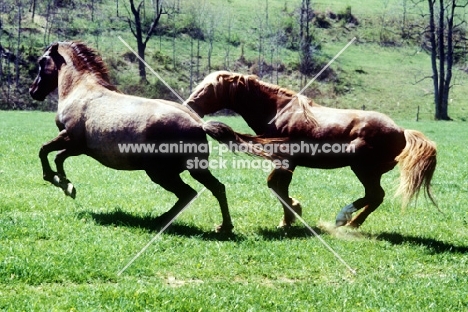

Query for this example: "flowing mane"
[58,41,119,92]
[250,75,318,125]
[196,71,318,125]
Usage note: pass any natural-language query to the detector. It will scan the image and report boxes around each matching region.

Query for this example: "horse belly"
[293,154,353,169]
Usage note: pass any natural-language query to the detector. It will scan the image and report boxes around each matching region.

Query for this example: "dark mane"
[61,41,119,92]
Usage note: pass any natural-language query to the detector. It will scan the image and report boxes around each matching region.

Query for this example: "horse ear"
[49,42,66,69]
[50,42,59,54]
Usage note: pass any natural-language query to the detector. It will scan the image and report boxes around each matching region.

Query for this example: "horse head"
[29,42,66,101]
[184,71,235,117]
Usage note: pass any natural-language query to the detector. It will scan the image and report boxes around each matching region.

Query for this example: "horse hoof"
[215,224,234,234]
[65,183,76,199]
[291,198,302,216]
[277,219,292,229]
[52,175,61,186]
[335,219,348,227]
[335,209,354,227]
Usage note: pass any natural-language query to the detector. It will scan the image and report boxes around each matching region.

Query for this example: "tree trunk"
[428,0,439,116]
[436,0,446,119]
[428,0,455,120]
[129,0,147,81]
[441,1,455,120]
[30,0,36,20]
[15,0,22,91]
[189,37,193,92]
[128,0,163,83]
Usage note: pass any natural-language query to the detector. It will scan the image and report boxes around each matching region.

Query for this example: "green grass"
[1,111,467,310]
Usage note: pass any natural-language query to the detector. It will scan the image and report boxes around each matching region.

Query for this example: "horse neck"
[57,65,98,100]
[56,64,104,120]
[230,85,290,135]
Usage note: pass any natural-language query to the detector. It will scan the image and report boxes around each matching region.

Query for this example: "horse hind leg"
[189,169,233,233]
[336,166,385,228]
[146,169,198,226]
[267,168,302,228]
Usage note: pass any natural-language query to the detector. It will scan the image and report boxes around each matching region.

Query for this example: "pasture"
[0,111,467,310]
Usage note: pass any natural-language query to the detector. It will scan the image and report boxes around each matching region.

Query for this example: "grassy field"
[0,111,467,310]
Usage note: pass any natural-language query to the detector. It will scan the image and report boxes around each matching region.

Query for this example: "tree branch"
[143,0,163,46]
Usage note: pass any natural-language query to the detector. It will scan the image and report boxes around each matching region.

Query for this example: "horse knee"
[39,145,48,159]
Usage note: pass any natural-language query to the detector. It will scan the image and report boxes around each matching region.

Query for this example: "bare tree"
[15,0,22,90]
[186,0,207,86]
[127,0,163,82]
[298,0,316,87]
[223,13,233,70]
[205,6,220,72]
[29,0,36,20]
[422,0,468,120]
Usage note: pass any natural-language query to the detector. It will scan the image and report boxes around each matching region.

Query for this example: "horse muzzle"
[29,85,46,101]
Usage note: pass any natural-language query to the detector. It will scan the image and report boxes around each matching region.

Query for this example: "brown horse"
[29,42,278,233]
[185,71,437,228]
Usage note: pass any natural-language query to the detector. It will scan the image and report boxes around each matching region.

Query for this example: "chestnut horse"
[185,71,437,228]
[29,43,278,233]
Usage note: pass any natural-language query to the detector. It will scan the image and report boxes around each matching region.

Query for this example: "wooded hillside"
[1,0,467,120]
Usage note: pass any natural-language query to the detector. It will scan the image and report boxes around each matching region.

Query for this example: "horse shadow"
[80,208,244,241]
[82,209,468,253]
[81,208,321,241]
[256,226,325,240]
[371,232,468,254]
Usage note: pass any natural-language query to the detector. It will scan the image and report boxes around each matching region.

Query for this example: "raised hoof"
[53,175,76,199]
[215,223,234,234]
[65,183,76,199]
[51,175,76,199]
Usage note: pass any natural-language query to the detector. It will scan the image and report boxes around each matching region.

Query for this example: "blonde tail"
[395,129,437,207]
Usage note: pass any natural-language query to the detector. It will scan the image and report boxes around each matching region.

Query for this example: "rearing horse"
[185,71,437,228]
[29,43,278,233]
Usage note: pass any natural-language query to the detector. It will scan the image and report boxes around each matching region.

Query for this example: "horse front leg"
[146,169,198,226]
[267,167,301,228]
[39,130,77,198]
[54,149,78,198]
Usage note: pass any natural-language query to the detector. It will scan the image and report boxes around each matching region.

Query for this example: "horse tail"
[395,129,437,207]
[202,120,284,159]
